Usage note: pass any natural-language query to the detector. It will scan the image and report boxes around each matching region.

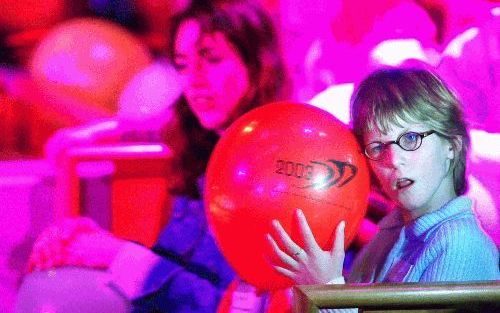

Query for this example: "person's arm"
[27,217,184,301]
[107,242,181,299]
[112,193,236,312]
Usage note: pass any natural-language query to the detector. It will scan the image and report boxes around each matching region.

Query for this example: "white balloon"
[308,83,354,125]
[15,267,131,313]
[117,61,183,130]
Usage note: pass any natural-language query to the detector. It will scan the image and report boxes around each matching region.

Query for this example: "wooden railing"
[293,281,500,312]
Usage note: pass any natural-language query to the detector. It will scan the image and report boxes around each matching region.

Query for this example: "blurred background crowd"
[1,0,498,158]
[0,0,498,312]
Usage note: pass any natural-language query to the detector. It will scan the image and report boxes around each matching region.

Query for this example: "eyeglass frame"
[363,130,437,161]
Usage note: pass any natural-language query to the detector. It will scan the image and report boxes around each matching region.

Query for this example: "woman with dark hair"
[29,1,289,312]
[166,0,288,198]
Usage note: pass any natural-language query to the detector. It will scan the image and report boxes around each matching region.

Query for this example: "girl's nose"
[187,62,207,87]
[383,144,406,168]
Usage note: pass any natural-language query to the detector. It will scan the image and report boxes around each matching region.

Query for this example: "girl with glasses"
[268,68,499,292]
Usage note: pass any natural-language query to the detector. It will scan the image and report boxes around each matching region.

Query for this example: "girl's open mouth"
[395,178,414,190]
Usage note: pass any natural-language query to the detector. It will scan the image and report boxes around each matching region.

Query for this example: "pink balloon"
[30,18,152,113]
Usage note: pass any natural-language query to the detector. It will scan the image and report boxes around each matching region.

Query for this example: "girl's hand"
[266,209,345,285]
[28,217,125,272]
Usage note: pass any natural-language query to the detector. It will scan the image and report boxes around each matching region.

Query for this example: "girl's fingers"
[37,246,52,270]
[29,218,105,271]
[272,265,296,280]
[266,234,299,269]
[296,209,320,252]
[74,217,100,233]
[271,219,302,257]
[330,221,345,258]
[65,250,85,267]
[50,249,64,268]
[41,241,63,269]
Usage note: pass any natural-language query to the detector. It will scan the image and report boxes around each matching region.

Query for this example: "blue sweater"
[130,181,235,312]
[348,196,499,283]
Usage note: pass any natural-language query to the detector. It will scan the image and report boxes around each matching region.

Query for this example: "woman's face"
[364,120,456,222]
[173,19,251,133]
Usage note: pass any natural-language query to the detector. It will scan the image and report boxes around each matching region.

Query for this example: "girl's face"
[364,120,456,222]
[173,19,251,134]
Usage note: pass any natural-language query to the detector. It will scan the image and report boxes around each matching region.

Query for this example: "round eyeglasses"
[364,130,436,161]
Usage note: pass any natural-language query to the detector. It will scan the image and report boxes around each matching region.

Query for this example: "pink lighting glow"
[1,1,499,312]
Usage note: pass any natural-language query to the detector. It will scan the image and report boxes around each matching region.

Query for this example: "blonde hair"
[351,67,470,195]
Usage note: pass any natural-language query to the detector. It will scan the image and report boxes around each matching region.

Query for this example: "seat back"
[55,143,173,247]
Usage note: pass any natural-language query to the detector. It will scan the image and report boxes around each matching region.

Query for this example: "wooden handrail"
[293,281,500,312]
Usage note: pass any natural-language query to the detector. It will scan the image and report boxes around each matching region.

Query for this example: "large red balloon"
[205,102,370,291]
[30,18,152,113]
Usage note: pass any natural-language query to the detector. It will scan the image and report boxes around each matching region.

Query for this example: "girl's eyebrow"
[367,127,413,143]
[198,41,221,53]
[394,128,411,139]
[198,47,213,55]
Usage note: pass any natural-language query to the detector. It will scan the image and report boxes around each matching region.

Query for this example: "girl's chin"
[388,193,415,211]
[199,118,223,131]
